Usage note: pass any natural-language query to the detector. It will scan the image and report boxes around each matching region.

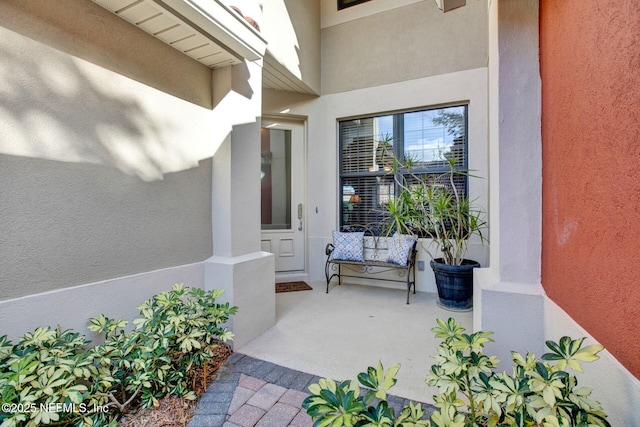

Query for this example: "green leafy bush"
[0,283,236,427]
[88,283,237,412]
[303,362,431,427]
[381,154,487,266]
[0,327,109,427]
[303,318,609,427]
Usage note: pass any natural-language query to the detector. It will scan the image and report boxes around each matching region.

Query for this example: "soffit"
[263,53,318,95]
[92,0,266,68]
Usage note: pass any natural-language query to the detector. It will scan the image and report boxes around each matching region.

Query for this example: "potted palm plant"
[382,153,487,310]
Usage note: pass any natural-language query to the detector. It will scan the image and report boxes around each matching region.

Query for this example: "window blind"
[339,105,468,231]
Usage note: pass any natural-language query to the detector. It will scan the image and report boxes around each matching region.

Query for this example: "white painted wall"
[478,1,640,424]
[544,300,640,425]
[318,69,489,293]
[261,0,321,94]
[321,0,487,94]
[321,0,424,28]
[265,67,489,294]
[0,1,217,300]
[0,264,205,343]
[0,0,273,349]
[476,0,545,352]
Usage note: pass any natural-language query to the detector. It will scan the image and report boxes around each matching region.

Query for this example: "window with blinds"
[339,105,468,232]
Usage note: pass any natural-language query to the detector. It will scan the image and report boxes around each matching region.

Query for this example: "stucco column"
[475,0,545,365]
[205,61,275,349]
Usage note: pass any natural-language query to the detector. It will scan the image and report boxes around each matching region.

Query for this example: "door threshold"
[275,272,309,283]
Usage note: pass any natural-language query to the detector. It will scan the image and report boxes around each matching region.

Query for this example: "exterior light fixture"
[434,0,466,12]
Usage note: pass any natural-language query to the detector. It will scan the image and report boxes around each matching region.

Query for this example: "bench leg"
[325,259,331,293]
[406,264,416,304]
[325,260,341,293]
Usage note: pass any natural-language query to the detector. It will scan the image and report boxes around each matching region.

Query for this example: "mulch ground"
[117,343,233,427]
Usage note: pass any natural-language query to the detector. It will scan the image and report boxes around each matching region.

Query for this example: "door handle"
[297,203,303,231]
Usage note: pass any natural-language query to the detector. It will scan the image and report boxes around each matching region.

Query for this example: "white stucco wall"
[476,0,545,354]
[478,1,640,424]
[319,69,489,293]
[264,67,489,294]
[0,264,206,343]
[262,0,321,94]
[544,300,640,425]
[321,0,487,94]
[261,0,490,294]
[0,0,217,301]
[0,0,274,348]
[321,0,423,28]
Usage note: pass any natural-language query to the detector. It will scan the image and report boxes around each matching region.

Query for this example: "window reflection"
[261,128,292,230]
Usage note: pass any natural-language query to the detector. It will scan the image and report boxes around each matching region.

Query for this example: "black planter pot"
[430,258,480,311]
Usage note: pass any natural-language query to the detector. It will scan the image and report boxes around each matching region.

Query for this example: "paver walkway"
[188,353,434,427]
[187,353,317,427]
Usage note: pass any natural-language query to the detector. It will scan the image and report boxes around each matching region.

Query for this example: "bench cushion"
[386,233,417,266]
[329,231,365,262]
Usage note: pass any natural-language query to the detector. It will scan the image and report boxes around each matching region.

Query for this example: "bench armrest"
[407,247,418,266]
[325,243,334,256]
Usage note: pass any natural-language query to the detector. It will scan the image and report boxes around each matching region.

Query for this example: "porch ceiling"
[92,0,266,68]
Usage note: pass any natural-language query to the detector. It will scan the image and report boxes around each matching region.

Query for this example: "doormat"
[275,281,313,293]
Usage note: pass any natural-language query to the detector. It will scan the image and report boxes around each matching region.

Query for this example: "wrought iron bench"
[324,226,418,304]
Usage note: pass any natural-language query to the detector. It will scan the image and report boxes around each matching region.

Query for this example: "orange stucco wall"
[540,0,640,378]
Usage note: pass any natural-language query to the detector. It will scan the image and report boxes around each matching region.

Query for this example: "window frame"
[337,0,372,11]
[338,104,469,233]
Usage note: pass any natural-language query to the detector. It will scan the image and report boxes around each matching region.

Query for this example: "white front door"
[260,120,305,272]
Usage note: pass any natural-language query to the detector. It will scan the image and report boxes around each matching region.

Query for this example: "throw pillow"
[330,231,365,262]
[386,233,417,266]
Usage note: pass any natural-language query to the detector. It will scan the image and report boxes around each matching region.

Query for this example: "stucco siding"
[321,0,488,94]
[264,66,489,292]
[262,0,321,94]
[0,0,217,300]
[540,0,640,378]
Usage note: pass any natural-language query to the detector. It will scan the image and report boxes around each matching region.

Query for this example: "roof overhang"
[92,0,267,68]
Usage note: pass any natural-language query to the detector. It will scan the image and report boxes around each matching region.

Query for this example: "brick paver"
[228,386,255,414]
[239,374,267,391]
[227,404,266,427]
[290,410,313,427]
[188,353,435,427]
[279,389,309,408]
[247,383,288,410]
[255,402,300,427]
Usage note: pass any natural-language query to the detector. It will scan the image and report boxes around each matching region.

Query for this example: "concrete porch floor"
[235,280,473,405]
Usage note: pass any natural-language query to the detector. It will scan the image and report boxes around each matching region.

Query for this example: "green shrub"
[303,362,432,427]
[0,283,237,427]
[0,327,107,427]
[302,318,610,427]
[88,283,237,412]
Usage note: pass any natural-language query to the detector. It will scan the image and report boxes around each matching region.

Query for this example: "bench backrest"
[342,224,416,265]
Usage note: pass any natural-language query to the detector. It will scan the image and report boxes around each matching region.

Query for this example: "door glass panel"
[261,128,292,230]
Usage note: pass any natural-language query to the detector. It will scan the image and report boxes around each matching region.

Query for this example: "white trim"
[321,0,424,28]
[157,0,267,60]
[91,0,266,68]
[0,263,205,342]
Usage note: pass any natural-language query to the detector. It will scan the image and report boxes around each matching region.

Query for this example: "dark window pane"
[339,105,468,232]
[340,116,394,173]
[341,175,394,229]
[338,0,372,10]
